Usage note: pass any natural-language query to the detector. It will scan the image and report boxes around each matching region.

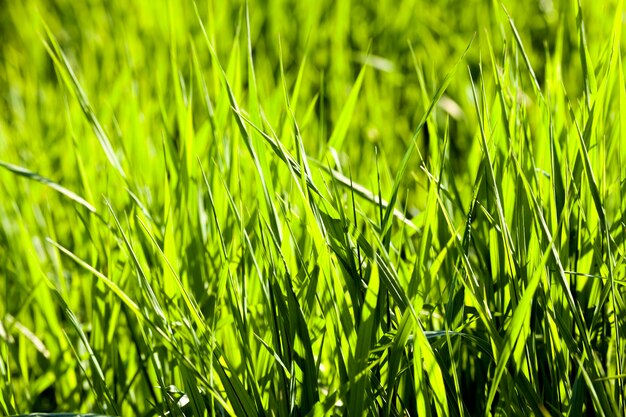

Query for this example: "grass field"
[1,0,626,415]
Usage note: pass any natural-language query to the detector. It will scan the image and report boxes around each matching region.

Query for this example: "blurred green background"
[2,0,622,185]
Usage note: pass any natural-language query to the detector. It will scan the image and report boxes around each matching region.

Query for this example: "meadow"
[1,0,625,415]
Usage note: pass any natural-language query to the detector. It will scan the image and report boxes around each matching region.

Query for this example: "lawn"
[1,0,625,415]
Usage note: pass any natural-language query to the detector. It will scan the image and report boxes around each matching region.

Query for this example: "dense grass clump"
[1,0,626,415]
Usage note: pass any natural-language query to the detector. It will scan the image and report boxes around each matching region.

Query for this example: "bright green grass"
[1,0,625,415]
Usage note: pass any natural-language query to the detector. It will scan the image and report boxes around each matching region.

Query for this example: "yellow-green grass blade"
[326,64,367,153]
[40,22,127,180]
[0,161,96,213]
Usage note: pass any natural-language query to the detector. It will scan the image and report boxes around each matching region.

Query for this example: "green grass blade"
[0,161,96,213]
[380,36,474,245]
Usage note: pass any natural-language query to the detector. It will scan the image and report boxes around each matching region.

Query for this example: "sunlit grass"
[1,0,625,416]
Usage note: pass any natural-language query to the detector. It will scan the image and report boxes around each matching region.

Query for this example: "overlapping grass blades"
[1,0,626,416]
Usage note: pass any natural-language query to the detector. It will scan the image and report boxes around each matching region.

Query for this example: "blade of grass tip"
[325,62,367,154]
[574,0,597,109]
[40,21,127,179]
[380,36,474,246]
[285,37,309,116]
[278,36,314,202]
[125,187,155,223]
[190,40,216,132]
[0,161,96,213]
[246,1,283,239]
[272,39,328,276]
[501,6,543,100]
[245,1,262,136]
[299,92,320,130]
[468,64,518,284]
[196,2,282,244]
[168,0,186,153]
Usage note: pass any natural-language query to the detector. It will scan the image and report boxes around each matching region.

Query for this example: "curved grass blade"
[45,238,141,317]
[40,22,127,179]
[0,161,96,213]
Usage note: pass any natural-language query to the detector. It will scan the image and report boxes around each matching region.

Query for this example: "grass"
[1,0,625,415]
